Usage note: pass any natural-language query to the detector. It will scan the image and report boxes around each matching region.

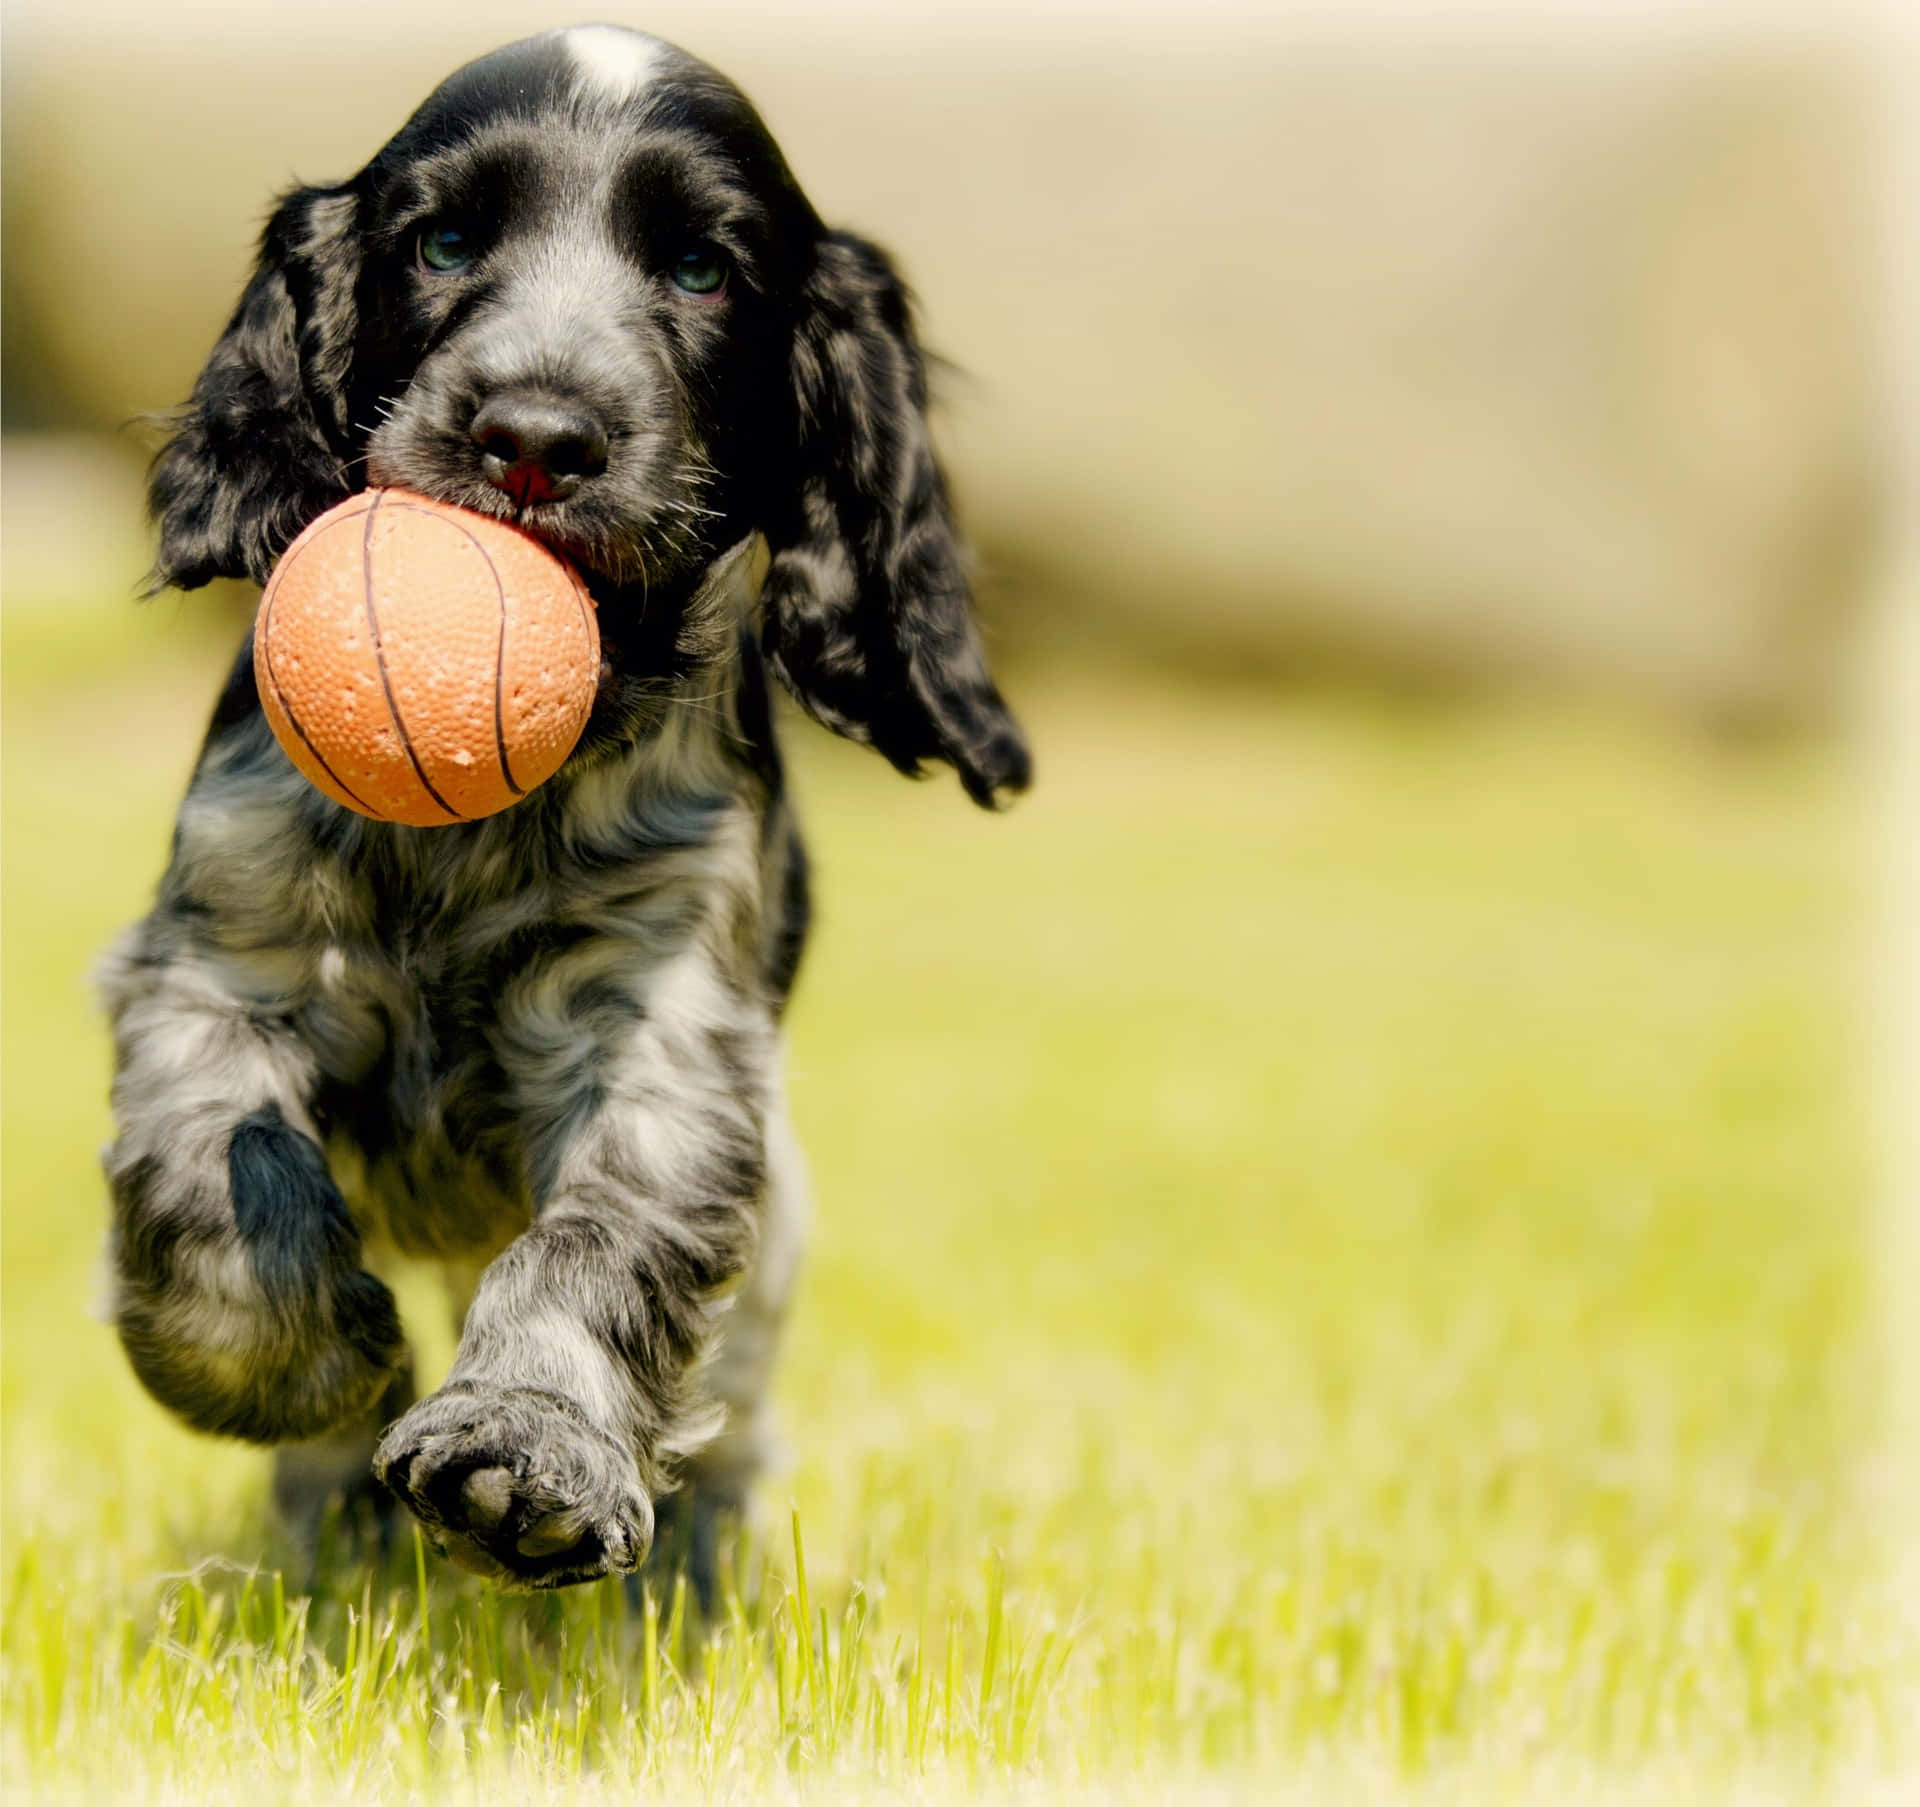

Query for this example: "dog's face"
[356,31,804,597]
[151,26,1028,805]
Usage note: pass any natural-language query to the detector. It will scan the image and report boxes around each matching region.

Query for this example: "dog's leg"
[102,932,407,1445]
[374,942,770,1588]
[649,1081,809,1608]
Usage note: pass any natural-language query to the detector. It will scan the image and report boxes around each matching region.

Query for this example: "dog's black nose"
[470,395,609,507]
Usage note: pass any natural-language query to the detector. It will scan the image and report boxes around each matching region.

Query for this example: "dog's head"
[150,25,1027,806]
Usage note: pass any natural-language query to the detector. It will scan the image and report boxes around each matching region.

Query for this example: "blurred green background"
[0,0,1882,715]
[1,3,1908,1799]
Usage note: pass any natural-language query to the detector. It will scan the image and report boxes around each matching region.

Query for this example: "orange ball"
[253,489,599,827]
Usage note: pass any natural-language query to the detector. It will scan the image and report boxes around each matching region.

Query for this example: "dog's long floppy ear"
[760,231,1030,808]
[147,185,361,592]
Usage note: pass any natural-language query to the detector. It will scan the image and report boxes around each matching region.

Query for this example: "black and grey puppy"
[103,25,1027,1591]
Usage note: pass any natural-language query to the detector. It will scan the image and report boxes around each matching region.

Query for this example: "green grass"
[0,593,1909,1802]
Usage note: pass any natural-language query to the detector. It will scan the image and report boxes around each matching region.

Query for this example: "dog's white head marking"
[563,26,666,102]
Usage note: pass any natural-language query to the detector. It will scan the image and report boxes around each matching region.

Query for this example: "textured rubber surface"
[254,489,598,826]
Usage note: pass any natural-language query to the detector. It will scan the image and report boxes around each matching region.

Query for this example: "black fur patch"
[228,1104,363,1304]
[767,826,811,1008]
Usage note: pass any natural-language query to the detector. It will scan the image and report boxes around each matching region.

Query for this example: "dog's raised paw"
[372,1384,652,1588]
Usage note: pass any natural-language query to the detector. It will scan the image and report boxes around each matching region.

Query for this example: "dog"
[101,24,1027,1592]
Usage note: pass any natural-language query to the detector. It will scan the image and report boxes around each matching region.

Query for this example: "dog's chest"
[303,915,541,1255]
[291,819,737,1257]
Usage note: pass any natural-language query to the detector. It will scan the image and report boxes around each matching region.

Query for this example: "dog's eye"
[670,244,728,297]
[417,224,473,273]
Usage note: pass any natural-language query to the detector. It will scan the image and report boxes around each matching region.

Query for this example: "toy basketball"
[253,489,599,827]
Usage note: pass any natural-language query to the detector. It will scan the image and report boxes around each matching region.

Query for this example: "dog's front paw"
[372,1384,652,1588]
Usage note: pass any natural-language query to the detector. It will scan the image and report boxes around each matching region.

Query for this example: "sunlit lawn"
[0,587,1908,1802]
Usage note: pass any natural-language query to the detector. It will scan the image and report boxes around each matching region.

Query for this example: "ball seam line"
[361,489,466,825]
[376,496,594,802]
[491,555,525,797]
[379,502,528,799]
[257,553,382,820]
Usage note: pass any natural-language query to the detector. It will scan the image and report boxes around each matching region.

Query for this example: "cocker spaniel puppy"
[102,24,1027,1591]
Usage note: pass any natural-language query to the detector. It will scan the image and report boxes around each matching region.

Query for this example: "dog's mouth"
[359,461,653,588]
[361,401,721,602]
[423,479,603,572]
[351,446,754,740]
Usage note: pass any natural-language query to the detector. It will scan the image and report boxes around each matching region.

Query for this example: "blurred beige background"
[0,1,1883,720]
